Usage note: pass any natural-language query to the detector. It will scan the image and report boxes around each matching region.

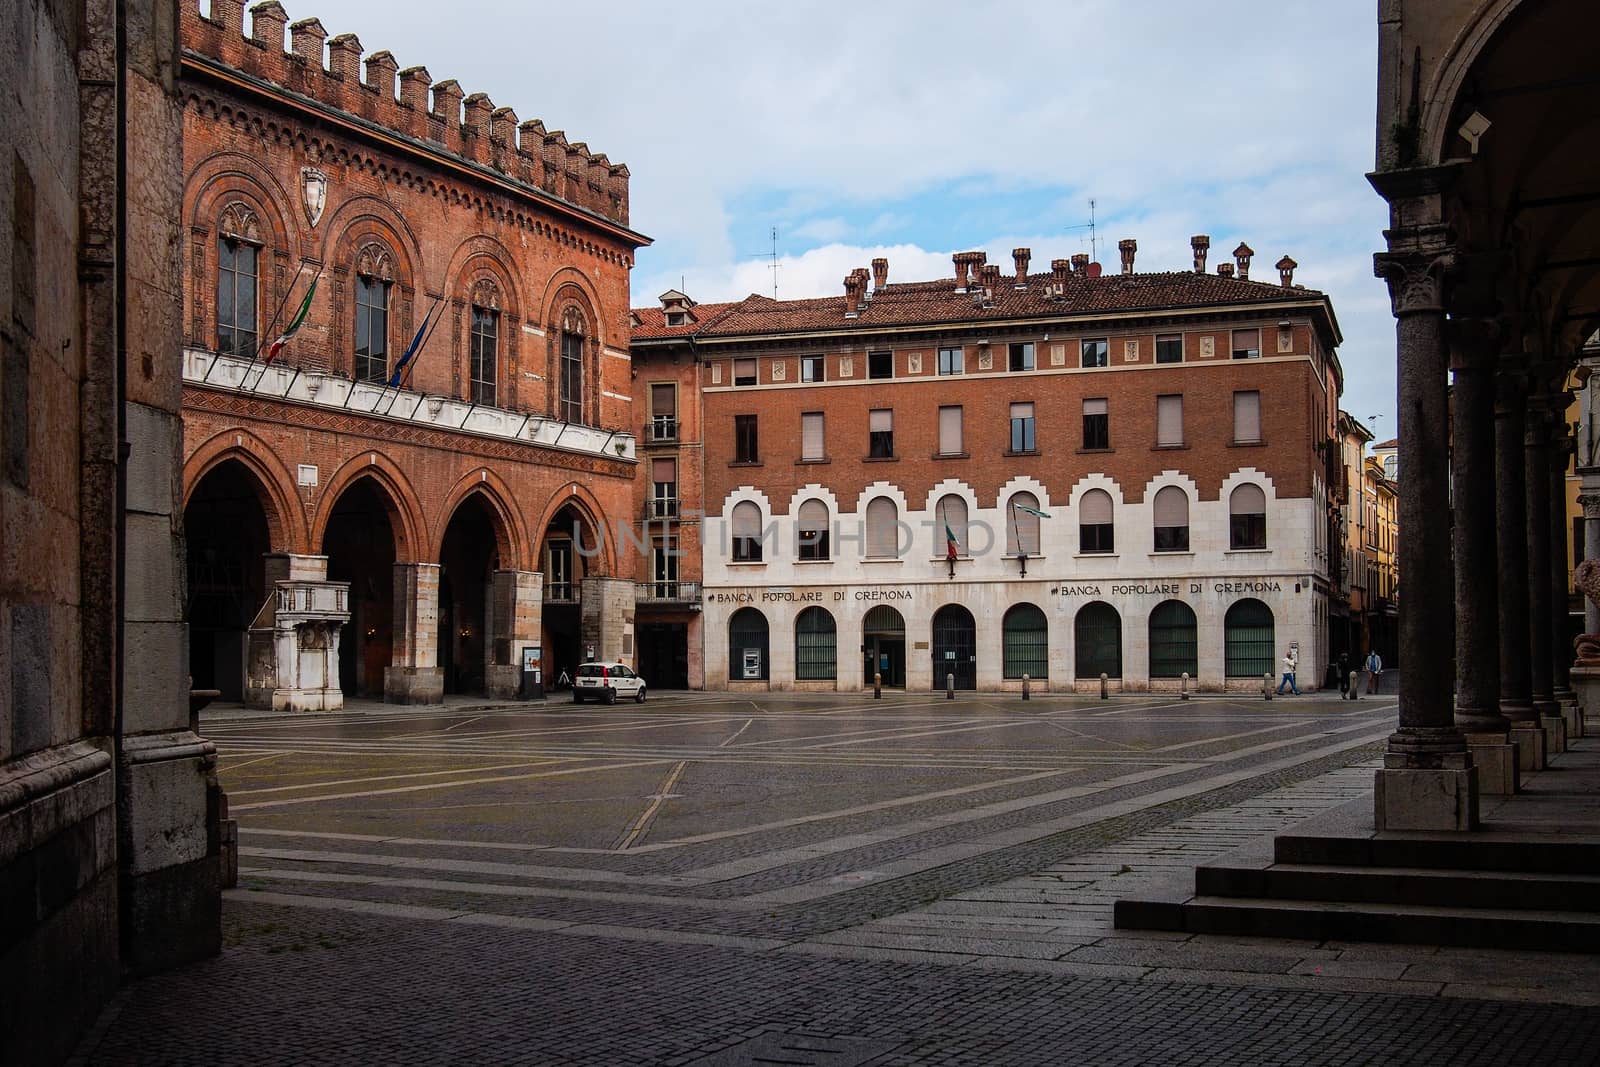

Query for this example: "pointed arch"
[433,469,529,572]
[529,481,618,577]
[182,428,308,554]
[310,452,428,564]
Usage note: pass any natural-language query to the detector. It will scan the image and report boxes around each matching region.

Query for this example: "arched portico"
[183,458,274,701]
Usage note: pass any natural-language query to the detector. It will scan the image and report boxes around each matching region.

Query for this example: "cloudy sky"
[293,0,1395,433]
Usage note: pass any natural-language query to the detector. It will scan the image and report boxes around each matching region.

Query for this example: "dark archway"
[438,494,502,695]
[932,604,976,690]
[1075,601,1122,679]
[1149,600,1198,679]
[321,478,398,698]
[862,605,905,688]
[539,503,598,686]
[184,459,272,702]
[1225,598,1276,677]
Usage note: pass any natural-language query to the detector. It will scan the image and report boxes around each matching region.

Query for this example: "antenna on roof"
[745,226,782,299]
[1064,198,1099,264]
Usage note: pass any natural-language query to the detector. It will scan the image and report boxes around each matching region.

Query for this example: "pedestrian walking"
[1365,649,1383,694]
[1277,648,1300,696]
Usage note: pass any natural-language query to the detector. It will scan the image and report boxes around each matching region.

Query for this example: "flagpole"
[377,298,441,417]
[224,259,309,386]
[243,264,321,393]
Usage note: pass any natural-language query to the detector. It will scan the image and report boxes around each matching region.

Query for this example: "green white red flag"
[262,274,320,365]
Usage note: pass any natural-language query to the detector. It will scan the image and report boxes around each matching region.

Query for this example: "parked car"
[572,661,646,704]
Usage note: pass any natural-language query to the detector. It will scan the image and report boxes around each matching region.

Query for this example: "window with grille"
[797,498,830,561]
[869,409,894,459]
[217,237,259,358]
[1079,488,1114,553]
[1156,394,1183,447]
[731,501,763,562]
[1224,599,1275,676]
[865,497,899,558]
[560,329,583,423]
[1002,603,1047,679]
[354,275,390,383]
[1075,602,1121,678]
[1083,398,1109,449]
[795,606,837,680]
[1152,486,1190,551]
[1233,391,1261,444]
[1148,600,1198,678]
[1230,483,1267,549]
[938,406,964,456]
[470,305,498,406]
[1010,402,1036,453]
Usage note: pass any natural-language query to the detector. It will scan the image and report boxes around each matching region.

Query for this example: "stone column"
[581,576,637,667]
[1547,425,1575,752]
[1449,319,1517,794]
[1368,164,1476,831]
[1525,392,1557,720]
[1584,493,1600,636]
[486,570,543,699]
[1495,362,1539,751]
[1570,491,1600,734]
[385,562,444,704]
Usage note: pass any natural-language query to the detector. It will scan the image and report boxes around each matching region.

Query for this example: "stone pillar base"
[1541,714,1568,755]
[1463,734,1520,795]
[1559,698,1584,740]
[384,666,444,705]
[1509,722,1547,771]
[1569,666,1600,734]
[1374,765,1478,831]
[271,687,343,713]
[486,664,521,700]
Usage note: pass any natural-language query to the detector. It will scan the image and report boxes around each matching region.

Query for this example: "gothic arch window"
[470,278,500,407]
[354,242,395,384]
[559,304,586,425]
[216,202,262,358]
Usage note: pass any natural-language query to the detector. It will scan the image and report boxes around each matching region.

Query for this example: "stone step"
[1196,862,1600,913]
[1115,894,1600,952]
[1273,831,1600,873]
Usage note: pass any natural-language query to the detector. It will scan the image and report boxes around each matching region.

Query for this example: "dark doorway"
[183,460,271,702]
[932,604,977,690]
[862,605,906,688]
[439,494,500,695]
[540,505,593,685]
[637,622,688,688]
[322,478,397,698]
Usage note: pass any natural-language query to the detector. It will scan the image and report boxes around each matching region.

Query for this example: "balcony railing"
[545,582,577,603]
[637,580,700,605]
[644,496,680,520]
[648,416,678,443]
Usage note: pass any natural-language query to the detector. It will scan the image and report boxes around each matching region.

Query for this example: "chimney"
[1191,234,1210,274]
[1050,258,1070,294]
[398,65,431,110]
[491,107,519,144]
[1276,255,1298,288]
[871,257,888,290]
[843,274,862,317]
[1217,263,1235,278]
[1234,242,1254,280]
[953,251,983,290]
[1118,238,1137,275]
[326,33,362,82]
[980,263,1002,293]
[1071,253,1089,275]
[1012,247,1031,283]
[431,79,464,125]
[365,51,399,97]
[854,267,872,307]
[211,0,244,35]
[250,2,287,47]
[462,93,494,137]
[288,17,327,68]
[517,117,546,153]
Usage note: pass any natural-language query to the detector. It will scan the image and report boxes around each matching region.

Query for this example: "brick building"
[178,1,649,706]
[635,241,1344,692]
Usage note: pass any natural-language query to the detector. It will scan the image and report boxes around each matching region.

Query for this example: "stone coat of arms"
[300,167,327,228]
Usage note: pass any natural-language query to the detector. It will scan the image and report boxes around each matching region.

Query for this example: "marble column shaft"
[1525,396,1557,716]
[1449,324,1506,732]
[1496,367,1535,720]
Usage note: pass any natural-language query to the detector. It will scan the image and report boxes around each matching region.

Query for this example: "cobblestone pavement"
[65,690,1600,1065]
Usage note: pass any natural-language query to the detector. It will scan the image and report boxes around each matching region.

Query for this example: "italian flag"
[1012,502,1053,519]
[262,274,320,365]
[945,522,960,560]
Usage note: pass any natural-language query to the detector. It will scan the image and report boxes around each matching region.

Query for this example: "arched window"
[1225,599,1275,676]
[1152,486,1189,552]
[797,499,830,561]
[216,203,261,358]
[728,608,769,680]
[560,305,586,424]
[470,280,499,406]
[935,495,968,556]
[731,501,763,562]
[1007,492,1042,557]
[1075,601,1121,678]
[1079,489,1114,554]
[1003,603,1048,679]
[353,242,395,384]
[865,497,899,558]
[795,606,837,680]
[1230,483,1267,549]
[1148,600,1198,678]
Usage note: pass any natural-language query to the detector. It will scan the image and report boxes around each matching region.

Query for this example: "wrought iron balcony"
[643,496,680,520]
[636,580,700,606]
[647,416,678,443]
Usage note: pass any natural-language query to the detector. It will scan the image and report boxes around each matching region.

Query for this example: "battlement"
[183,0,631,227]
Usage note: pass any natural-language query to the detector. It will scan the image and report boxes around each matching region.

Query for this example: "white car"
[572,661,646,704]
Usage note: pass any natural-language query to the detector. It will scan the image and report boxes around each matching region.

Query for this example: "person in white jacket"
[1276,649,1300,696]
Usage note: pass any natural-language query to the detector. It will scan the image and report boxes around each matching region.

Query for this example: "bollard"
[874,671,882,699]
[1180,672,1189,701]
[1349,670,1359,700]
[1100,672,1109,700]
[1022,674,1031,701]
[1264,673,1273,701]
[946,672,955,699]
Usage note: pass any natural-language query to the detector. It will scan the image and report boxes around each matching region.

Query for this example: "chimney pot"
[1233,242,1254,281]
[249,1,287,48]
[953,251,984,290]
[1071,253,1089,274]
[1118,239,1137,275]
[871,257,888,290]
[1218,263,1235,278]
[1191,234,1210,274]
[327,33,362,82]
[1276,255,1298,288]
[1012,247,1031,281]
[288,17,328,68]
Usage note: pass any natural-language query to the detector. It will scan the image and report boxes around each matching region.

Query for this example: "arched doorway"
[862,605,905,688]
[438,494,502,695]
[795,606,837,681]
[932,604,976,690]
[540,503,597,686]
[728,608,769,681]
[184,459,272,702]
[1075,601,1122,679]
[1002,603,1048,679]
[321,478,398,698]
[1225,598,1275,677]
[1149,600,1198,679]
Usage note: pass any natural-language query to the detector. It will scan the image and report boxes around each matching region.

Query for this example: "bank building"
[631,241,1344,692]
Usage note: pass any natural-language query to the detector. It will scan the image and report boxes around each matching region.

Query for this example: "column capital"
[1374,249,1456,317]
[1578,493,1600,520]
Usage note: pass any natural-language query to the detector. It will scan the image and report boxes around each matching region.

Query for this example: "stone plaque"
[711,363,722,384]
[1050,344,1065,366]
[1278,327,1294,353]
[907,352,922,374]
[1199,336,1216,359]
[840,355,854,378]
[977,350,994,371]
[1123,339,1139,362]
[771,360,786,381]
